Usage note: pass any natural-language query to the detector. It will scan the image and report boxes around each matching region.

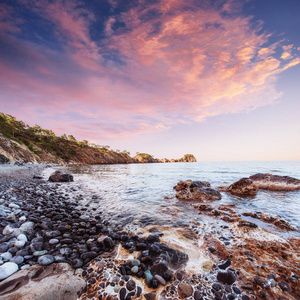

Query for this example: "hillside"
[0,113,135,165]
[0,113,196,165]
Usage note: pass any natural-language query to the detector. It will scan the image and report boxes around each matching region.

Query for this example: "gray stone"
[0,262,19,280]
[38,255,54,265]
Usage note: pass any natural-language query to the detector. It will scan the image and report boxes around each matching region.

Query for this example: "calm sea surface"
[50,161,300,234]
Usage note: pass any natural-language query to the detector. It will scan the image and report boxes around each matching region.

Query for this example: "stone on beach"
[174,180,221,201]
[226,178,258,196]
[48,170,74,182]
[0,262,19,280]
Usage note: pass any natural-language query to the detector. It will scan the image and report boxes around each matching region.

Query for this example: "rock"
[217,270,236,285]
[177,283,193,298]
[15,240,26,249]
[38,255,54,265]
[0,243,9,253]
[1,252,13,261]
[144,270,153,286]
[0,262,19,280]
[174,180,221,201]
[49,239,59,245]
[238,220,258,228]
[144,292,157,300]
[17,234,28,242]
[0,263,85,299]
[249,173,300,191]
[218,260,231,270]
[20,221,34,232]
[226,178,258,196]
[278,280,291,292]
[10,256,24,265]
[126,279,136,291]
[202,260,213,272]
[9,203,20,209]
[48,171,74,182]
[131,266,139,273]
[154,274,166,285]
[0,154,10,164]
[3,225,15,236]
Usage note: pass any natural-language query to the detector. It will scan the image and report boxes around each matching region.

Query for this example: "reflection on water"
[59,161,300,232]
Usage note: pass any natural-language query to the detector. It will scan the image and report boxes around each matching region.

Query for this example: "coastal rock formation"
[48,170,74,182]
[178,154,197,162]
[174,180,221,201]
[158,154,197,163]
[249,173,300,191]
[226,178,259,196]
[0,263,86,300]
[134,153,158,163]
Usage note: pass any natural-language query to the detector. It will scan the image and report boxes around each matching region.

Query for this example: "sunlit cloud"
[0,0,299,141]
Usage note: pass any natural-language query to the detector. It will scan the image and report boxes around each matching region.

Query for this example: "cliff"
[0,113,196,165]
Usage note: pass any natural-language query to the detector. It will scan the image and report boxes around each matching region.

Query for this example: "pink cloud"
[0,0,299,142]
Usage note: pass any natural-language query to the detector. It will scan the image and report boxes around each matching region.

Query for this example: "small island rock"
[174,180,221,201]
[227,178,258,196]
[249,173,300,191]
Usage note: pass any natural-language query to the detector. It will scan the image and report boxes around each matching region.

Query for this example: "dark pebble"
[278,280,291,292]
[218,260,231,270]
[119,287,127,300]
[217,271,236,285]
[126,279,136,291]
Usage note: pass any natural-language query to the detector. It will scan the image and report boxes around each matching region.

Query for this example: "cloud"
[0,0,299,141]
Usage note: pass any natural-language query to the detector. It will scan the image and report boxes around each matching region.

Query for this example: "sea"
[44,161,300,237]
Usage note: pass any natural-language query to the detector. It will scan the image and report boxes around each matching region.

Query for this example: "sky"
[0,0,299,161]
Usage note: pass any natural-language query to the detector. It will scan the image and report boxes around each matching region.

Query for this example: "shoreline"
[0,165,299,299]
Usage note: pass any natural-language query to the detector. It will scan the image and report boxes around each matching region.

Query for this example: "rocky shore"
[0,165,299,300]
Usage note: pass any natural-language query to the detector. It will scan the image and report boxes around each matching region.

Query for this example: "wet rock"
[10,256,24,265]
[48,171,73,182]
[177,283,193,298]
[144,270,153,286]
[278,280,291,292]
[238,220,258,228]
[249,173,300,191]
[0,262,19,280]
[81,251,97,260]
[218,260,231,270]
[227,178,258,196]
[119,287,127,300]
[144,292,156,300]
[0,242,9,253]
[217,270,236,285]
[154,274,166,285]
[174,180,221,201]
[38,255,54,265]
[126,279,136,291]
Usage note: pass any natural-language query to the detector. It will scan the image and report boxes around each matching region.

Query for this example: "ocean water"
[54,161,300,236]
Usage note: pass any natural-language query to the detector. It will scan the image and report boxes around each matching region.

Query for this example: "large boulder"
[0,263,86,300]
[249,173,300,191]
[48,170,73,182]
[226,178,258,196]
[174,180,221,201]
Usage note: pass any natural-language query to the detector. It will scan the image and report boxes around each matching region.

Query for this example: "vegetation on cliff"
[0,113,134,164]
[0,113,197,165]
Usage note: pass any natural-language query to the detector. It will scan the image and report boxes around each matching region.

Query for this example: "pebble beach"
[0,164,299,300]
